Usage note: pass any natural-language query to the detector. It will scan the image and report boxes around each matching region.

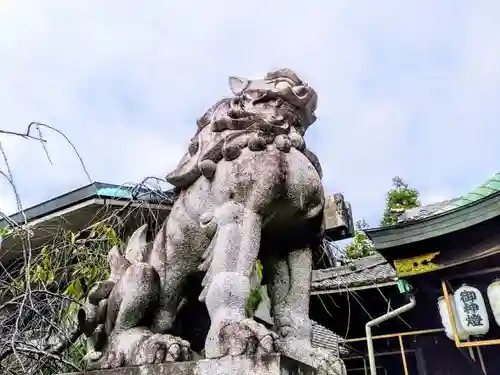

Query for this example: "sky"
[0,1,499,227]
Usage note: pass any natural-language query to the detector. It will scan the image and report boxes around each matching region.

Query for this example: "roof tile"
[312,253,396,292]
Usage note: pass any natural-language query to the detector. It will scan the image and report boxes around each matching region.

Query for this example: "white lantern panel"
[487,280,500,327]
[437,295,469,341]
[454,284,490,337]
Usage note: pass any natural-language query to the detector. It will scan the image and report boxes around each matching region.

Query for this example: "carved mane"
[166,69,321,189]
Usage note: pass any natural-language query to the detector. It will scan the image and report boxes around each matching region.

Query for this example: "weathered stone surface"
[77,69,345,374]
[62,354,317,375]
[323,194,354,239]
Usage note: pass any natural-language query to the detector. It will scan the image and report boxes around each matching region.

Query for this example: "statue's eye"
[292,85,308,97]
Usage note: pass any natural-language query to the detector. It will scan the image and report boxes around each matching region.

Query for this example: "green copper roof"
[96,187,133,199]
[437,172,500,213]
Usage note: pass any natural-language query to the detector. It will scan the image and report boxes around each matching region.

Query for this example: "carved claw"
[125,223,149,264]
[88,331,192,370]
[208,318,279,358]
[88,280,115,305]
[143,333,192,363]
[83,350,103,362]
[309,347,346,375]
[101,351,125,369]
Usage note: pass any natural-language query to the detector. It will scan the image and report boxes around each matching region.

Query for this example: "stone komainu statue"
[78,69,345,374]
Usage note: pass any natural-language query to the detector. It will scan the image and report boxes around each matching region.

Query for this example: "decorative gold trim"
[399,335,409,375]
[393,252,440,277]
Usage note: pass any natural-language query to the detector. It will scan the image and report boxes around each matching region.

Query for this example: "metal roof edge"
[0,181,175,228]
[365,189,500,237]
[0,182,102,227]
[311,280,398,295]
[365,191,500,250]
[433,172,500,213]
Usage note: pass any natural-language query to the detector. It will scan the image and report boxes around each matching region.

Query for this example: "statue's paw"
[100,350,126,369]
[207,318,279,358]
[308,347,346,375]
[142,333,192,363]
[88,331,192,370]
[84,350,103,362]
[279,340,345,375]
[88,280,116,305]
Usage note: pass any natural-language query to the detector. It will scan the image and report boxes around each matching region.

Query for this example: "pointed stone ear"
[125,224,149,264]
[108,245,130,282]
[228,76,248,95]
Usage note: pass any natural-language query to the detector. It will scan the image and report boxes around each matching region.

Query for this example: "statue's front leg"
[86,263,192,370]
[268,249,312,344]
[268,248,346,375]
[203,202,278,358]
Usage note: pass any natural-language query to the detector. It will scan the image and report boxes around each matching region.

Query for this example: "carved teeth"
[263,133,275,144]
[222,143,243,161]
[199,159,217,179]
[248,134,267,151]
[211,117,231,132]
[188,139,199,156]
[275,134,291,153]
[258,121,273,132]
[289,132,305,151]
[125,224,149,264]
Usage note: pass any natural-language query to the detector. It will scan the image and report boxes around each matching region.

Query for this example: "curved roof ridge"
[435,172,500,213]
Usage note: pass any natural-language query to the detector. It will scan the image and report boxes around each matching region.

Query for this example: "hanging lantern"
[487,279,500,327]
[454,284,490,337]
[437,295,469,341]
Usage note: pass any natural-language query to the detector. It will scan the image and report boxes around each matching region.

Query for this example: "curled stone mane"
[196,68,311,136]
[265,68,303,85]
[166,69,321,189]
[196,98,232,132]
[195,93,299,136]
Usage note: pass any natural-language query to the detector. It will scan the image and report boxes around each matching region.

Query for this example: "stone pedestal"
[62,354,317,375]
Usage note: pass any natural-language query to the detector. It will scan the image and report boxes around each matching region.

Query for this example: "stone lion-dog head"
[167,68,319,188]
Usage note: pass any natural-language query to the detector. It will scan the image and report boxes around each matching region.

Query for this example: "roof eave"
[365,190,500,251]
[0,181,174,228]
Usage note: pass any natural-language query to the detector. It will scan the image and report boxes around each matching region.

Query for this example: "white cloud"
[0,1,499,227]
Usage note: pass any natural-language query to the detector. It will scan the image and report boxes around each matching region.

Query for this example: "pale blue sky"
[0,1,499,227]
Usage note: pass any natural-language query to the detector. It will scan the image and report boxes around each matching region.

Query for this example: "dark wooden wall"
[415,335,488,375]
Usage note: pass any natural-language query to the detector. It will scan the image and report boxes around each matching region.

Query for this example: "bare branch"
[28,122,92,183]
[0,123,179,374]
[0,130,46,142]
[0,122,95,374]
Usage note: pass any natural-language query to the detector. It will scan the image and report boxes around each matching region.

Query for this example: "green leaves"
[245,287,263,318]
[0,226,12,237]
[344,219,376,260]
[255,259,263,280]
[89,223,121,247]
[380,176,420,227]
[2,222,126,367]
[245,259,265,318]
[32,265,55,284]
[63,278,84,300]
[344,176,421,259]
[7,223,122,307]
[70,231,77,245]
[30,246,55,284]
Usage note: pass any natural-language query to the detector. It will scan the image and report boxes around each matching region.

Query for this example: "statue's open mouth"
[228,74,317,128]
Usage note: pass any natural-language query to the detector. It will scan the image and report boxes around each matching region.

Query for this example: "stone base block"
[62,354,317,375]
